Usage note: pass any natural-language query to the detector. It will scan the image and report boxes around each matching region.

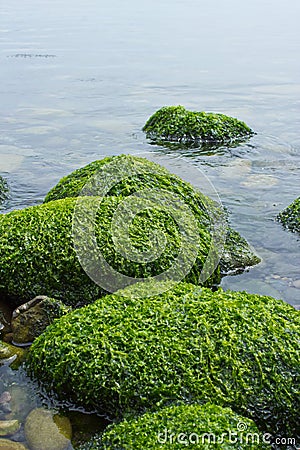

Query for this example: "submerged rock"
[11,296,70,346]
[24,408,72,450]
[277,196,300,233]
[80,403,270,450]
[0,439,27,450]
[0,419,20,437]
[0,156,259,307]
[27,281,300,438]
[142,105,254,144]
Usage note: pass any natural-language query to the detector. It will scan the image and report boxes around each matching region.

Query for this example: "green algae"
[78,403,270,449]
[142,105,254,144]
[277,197,300,234]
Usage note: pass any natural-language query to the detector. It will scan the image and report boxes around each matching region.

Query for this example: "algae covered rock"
[11,296,70,346]
[0,196,215,306]
[27,281,300,437]
[277,197,300,233]
[0,176,8,206]
[0,156,259,306]
[43,154,259,272]
[142,105,254,144]
[79,403,270,450]
[24,407,72,450]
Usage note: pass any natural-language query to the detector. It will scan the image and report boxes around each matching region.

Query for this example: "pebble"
[0,419,20,436]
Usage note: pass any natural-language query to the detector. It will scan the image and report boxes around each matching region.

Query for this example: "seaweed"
[78,403,270,449]
[277,197,300,234]
[142,106,254,144]
[27,281,300,438]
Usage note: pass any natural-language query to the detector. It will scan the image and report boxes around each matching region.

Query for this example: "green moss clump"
[277,197,300,233]
[0,175,9,205]
[79,403,270,449]
[142,106,254,144]
[27,282,299,437]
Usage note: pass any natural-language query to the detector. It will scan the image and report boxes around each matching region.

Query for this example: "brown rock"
[11,296,70,346]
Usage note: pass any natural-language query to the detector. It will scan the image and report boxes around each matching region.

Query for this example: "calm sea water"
[0,0,299,445]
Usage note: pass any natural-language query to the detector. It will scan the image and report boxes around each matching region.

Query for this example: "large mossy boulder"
[0,156,259,306]
[277,197,300,233]
[79,403,270,449]
[27,282,300,438]
[43,154,259,274]
[142,105,254,144]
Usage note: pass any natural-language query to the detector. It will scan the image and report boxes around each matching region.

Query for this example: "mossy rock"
[27,282,300,438]
[0,195,217,307]
[142,105,254,144]
[43,154,259,275]
[277,197,300,233]
[78,403,270,449]
[0,176,9,206]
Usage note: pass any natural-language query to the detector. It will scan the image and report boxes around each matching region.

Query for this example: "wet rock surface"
[24,408,72,450]
[11,296,70,346]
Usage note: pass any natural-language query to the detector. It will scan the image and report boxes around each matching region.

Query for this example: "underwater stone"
[142,105,254,144]
[0,419,20,437]
[24,408,72,450]
[27,281,300,437]
[0,439,27,450]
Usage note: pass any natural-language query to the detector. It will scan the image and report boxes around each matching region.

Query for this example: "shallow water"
[0,0,299,447]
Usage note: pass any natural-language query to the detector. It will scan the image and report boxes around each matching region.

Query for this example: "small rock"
[0,419,20,436]
[0,439,27,449]
[11,296,70,346]
[24,408,72,450]
[0,343,25,368]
